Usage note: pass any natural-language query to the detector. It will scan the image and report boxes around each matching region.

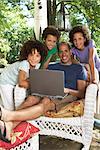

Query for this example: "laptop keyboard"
[31,93,68,99]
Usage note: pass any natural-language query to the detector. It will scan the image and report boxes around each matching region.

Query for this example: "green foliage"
[0,58,8,68]
[5,27,33,63]
[0,0,99,67]
[0,0,34,66]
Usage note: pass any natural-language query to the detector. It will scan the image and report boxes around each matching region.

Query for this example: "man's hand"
[64,88,70,94]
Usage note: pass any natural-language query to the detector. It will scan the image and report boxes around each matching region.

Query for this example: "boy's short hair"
[19,40,47,62]
[42,26,60,40]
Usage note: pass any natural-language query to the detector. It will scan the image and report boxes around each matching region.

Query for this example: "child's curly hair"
[19,40,47,62]
[69,25,91,46]
[42,26,60,41]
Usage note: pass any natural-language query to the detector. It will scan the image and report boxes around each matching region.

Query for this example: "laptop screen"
[29,69,65,98]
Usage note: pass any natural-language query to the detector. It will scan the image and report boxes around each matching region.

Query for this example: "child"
[40,26,60,69]
[0,40,47,110]
[69,25,100,83]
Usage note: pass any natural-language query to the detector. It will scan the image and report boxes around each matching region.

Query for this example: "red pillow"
[0,121,40,149]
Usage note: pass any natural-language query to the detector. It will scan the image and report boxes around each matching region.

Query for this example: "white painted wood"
[34,0,47,39]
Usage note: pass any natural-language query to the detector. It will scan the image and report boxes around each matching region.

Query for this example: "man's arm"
[64,80,87,98]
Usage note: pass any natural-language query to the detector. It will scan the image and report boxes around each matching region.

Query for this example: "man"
[49,42,87,98]
[47,42,87,110]
[0,42,87,142]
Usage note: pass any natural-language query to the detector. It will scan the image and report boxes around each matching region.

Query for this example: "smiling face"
[45,34,57,50]
[73,32,86,50]
[27,49,41,68]
[58,43,72,65]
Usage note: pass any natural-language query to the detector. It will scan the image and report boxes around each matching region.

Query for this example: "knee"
[27,95,34,102]
[42,97,51,106]
[27,95,38,104]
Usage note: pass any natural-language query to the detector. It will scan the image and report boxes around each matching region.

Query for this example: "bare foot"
[0,120,12,142]
[0,105,11,122]
[5,122,13,141]
[0,120,5,135]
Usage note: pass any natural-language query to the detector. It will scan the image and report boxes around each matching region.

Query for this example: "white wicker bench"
[12,83,98,150]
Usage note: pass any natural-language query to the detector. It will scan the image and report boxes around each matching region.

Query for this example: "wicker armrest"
[83,83,98,118]
[83,68,99,117]
[82,83,98,147]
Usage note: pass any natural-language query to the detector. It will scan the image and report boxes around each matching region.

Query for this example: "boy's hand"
[44,47,57,62]
[48,47,57,57]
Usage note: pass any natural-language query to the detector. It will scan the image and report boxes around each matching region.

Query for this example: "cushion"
[0,121,40,149]
[45,99,84,118]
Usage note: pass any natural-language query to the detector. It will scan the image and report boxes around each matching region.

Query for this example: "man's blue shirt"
[48,63,87,90]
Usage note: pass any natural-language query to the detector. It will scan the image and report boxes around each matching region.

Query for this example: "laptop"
[29,69,68,99]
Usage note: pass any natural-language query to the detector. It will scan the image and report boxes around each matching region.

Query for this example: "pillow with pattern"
[0,121,40,149]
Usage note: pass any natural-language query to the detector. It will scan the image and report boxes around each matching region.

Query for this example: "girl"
[69,25,100,83]
[0,40,47,110]
[40,26,60,69]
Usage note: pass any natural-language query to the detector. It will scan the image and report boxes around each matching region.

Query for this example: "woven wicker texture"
[30,83,98,150]
[13,82,98,150]
[11,135,39,150]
